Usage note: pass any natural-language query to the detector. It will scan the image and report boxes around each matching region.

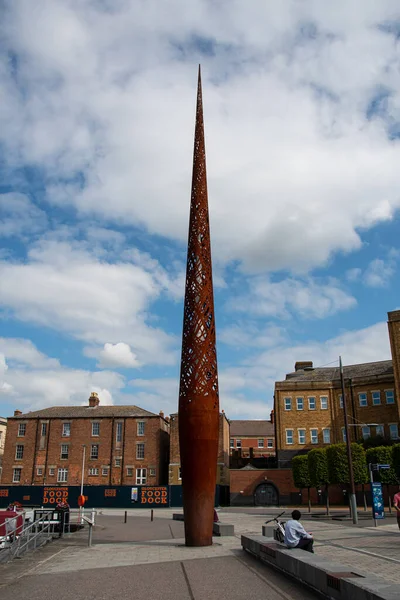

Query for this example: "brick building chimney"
[159,410,164,419]
[14,409,22,416]
[294,361,313,371]
[88,392,100,408]
[270,409,274,424]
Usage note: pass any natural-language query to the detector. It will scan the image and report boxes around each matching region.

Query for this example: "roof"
[9,405,158,419]
[230,420,274,437]
[282,360,393,383]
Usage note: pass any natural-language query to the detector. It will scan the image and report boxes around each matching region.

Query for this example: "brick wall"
[388,311,400,422]
[2,415,169,486]
[229,436,275,457]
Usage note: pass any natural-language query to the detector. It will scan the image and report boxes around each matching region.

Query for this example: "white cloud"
[0,239,179,367]
[363,257,396,287]
[0,337,60,369]
[228,276,356,319]
[346,268,362,282]
[1,3,400,273]
[0,193,48,239]
[96,342,140,368]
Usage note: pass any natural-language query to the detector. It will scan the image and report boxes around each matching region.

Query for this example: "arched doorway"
[254,482,279,506]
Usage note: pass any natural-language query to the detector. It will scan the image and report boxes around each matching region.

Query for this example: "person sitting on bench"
[284,510,314,553]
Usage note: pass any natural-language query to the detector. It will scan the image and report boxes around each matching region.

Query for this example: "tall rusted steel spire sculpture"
[178,66,220,547]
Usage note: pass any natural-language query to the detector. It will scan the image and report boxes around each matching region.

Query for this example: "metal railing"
[0,510,56,563]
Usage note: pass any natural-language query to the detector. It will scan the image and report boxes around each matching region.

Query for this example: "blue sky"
[1,1,400,419]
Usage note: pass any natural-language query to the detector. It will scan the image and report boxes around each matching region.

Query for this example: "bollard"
[88,523,93,547]
[151,509,154,522]
[124,510,127,523]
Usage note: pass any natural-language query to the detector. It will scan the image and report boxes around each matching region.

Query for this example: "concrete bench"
[213,522,234,536]
[172,513,185,521]
[242,534,400,600]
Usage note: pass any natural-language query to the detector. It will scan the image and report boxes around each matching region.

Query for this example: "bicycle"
[264,511,286,543]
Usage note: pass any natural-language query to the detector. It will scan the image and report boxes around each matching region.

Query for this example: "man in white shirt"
[284,510,314,553]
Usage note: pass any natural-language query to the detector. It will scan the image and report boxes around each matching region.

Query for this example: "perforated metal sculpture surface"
[178,66,220,547]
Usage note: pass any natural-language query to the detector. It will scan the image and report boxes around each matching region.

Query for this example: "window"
[60,444,69,460]
[258,439,264,448]
[136,443,145,459]
[150,468,156,476]
[178,467,182,480]
[137,421,145,436]
[49,468,55,476]
[136,468,147,485]
[389,424,399,440]
[339,394,343,409]
[361,426,371,440]
[62,423,71,437]
[92,422,100,436]
[102,467,109,476]
[57,468,68,483]
[286,430,294,445]
[88,468,99,476]
[18,423,26,437]
[13,468,22,483]
[284,398,292,411]
[386,390,395,405]
[91,444,99,460]
[372,391,381,406]
[298,429,306,445]
[126,467,133,477]
[358,393,367,407]
[115,457,121,467]
[41,423,47,436]
[310,429,318,444]
[320,396,328,410]
[230,439,234,449]
[37,468,43,476]
[308,397,316,410]
[376,425,384,437]
[267,439,273,448]
[236,439,242,449]
[116,422,123,443]
[323,429,331,444]
[296,397,304,411]
[15,444,24,460]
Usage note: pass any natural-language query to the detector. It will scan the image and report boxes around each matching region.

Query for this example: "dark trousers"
[297,538,314,553]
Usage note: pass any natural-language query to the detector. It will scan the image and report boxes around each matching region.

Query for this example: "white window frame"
[284,398,292,411]
[60,444,69,460]
[285,429,294,445]
[115,457,121,467]
[62,422,71,437]
[258,439,264,448]
[358,392,367,407]
[90,444,99,460]
[137,421,145,436]
[267,439,273,448]
[41,422,47,436]
[149,468,156,476]
[37,467,43,476]
[136,443,145,459]
[361,426,371,440]
[13,468,22,483]
[57,468,68,483]
[236,439,242,449]
[126,467,133,477]
[322,428,331,444]
[371,391,381,406]
[92,422,100,437]
[230,439,234,449]
[375,425,384,437]
[320,396,328,410]
[310,429,318,444]
[136,468,147,485]
[15,444,24,460]
[49,468,55,476]
[18,423,26,437]
[296,397,304,411]
[298,429,306,445]
[102,467,109,476]
[88,467,99,476]
[308,397,316,410]
[389,424,399,440]
[385,390,395,405]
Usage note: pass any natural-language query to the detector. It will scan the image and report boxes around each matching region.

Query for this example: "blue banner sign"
[371,482,385,520]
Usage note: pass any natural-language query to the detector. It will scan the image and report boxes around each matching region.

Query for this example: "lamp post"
[80,444,86,522]
[339,356,358,525]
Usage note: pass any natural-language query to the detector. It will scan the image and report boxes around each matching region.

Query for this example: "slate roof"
[283,360,393,383]
[230,420,274,437]
[10,405,158,419]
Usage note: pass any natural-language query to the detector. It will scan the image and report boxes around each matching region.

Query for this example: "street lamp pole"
[340,356,358,525]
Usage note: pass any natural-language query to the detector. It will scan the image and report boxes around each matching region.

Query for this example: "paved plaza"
[1,507,400,599]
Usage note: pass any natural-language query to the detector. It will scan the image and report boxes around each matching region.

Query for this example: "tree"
[292,455,312,512]
[308,448,330,514]
[367,446,398,512]
[327,443,368,510]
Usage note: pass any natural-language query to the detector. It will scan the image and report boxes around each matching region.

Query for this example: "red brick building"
[229,416,275,458]
[1,392,170,487]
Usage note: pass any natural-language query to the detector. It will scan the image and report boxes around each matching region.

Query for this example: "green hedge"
[326,443,368,485]
[292,455,311,489]
[366,446,397,485]
[308,448,329,487]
